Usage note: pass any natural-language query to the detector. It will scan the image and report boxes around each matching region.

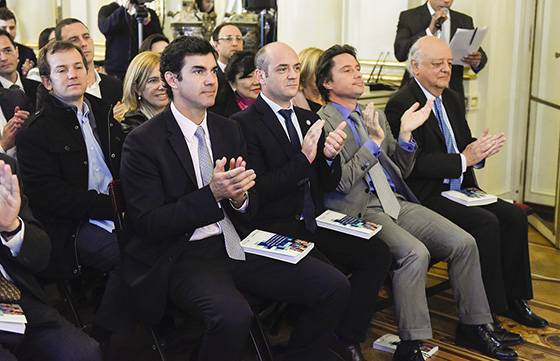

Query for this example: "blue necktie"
[433,97,462,191]
[278,109,317,232]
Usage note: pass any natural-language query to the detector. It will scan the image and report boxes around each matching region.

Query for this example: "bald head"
[255,42,301,107]
[408,36,452,96]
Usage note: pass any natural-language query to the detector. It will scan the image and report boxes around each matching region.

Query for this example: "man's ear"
[255,68,266,87]
[163,71,178,92]
[322,78,333,91]
[40,75,52,91]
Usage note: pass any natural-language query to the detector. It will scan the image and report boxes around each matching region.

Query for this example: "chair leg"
[149,327,168,361]
[58,281,84,328]
[249,316,274,361]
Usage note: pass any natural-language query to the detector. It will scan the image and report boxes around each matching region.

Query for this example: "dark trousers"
[423,197,533,313]
[0,293,101,361]
[264,220,392,344]
[168,235,350,361]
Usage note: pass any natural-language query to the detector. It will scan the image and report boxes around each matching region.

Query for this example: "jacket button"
[110,153,116,158]
[83,160,88,165]
[364,188,369,194]
[64,145,70,151]
[73,269,79,274]
[109,123,113,127]
[74,125,79,130]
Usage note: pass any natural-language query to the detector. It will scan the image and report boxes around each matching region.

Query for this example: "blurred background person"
[139,33,169,54]
[26,27,55,82]
[0,8,36,77]
[223,50,259,115]
[121,51,168,134]
[292,47,324,112]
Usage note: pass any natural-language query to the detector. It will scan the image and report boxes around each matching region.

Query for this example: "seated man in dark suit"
[394,0,487,103]
[0,8,37,77]
[385,36,548,331]
[0,154,101,361]
[0,30,39,107]
[16,40,123,332]
[231,42,393,361]
[208,23,243,117]
[0,87,31,156]
[55,18,125,120]
[120,36,350,361]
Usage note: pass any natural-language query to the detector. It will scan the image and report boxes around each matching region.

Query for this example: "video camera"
[129,0,155,46]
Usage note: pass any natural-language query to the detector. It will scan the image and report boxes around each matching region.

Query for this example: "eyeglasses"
[217,35,243,43]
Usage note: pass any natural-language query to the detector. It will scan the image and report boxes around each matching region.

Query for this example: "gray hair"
[254,45,270,75]
[407,36,428,74]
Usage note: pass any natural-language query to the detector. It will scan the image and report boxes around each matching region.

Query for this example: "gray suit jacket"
[318,102,417,217]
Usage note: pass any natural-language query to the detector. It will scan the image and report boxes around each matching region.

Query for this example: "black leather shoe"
[490,321,524,346]
[456,323,518,360]
[329,343,367,361]
[393,341,424,361]
[507,299,549,328]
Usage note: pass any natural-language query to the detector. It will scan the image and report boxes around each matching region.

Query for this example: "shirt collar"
[426,2,451,20]
[414,78,439,102]
[330,101,362,121]
[0,72,23,90]
[89,70,102,89]
[217,60,227,73]
[170,101,209,142]
[260,92,294,115]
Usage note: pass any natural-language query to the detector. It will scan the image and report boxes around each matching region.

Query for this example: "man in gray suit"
[315,44,517,361]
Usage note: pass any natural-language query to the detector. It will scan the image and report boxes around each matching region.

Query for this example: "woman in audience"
[121,51,169,134]
[293,47,324,112]
[224,50,260,113]
[26,27,55,81]
[139,33,169,54]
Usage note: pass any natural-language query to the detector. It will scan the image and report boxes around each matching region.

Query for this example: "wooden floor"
[362,227,560,360]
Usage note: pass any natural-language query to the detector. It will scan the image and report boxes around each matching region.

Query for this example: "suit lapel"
[409,80,446,147]
[255,95,296,158]
[165,109,198,186]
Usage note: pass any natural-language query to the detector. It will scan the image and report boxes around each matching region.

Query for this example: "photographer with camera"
[98,0,162,81]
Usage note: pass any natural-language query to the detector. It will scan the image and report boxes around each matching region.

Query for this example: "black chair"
[109,181,275,361]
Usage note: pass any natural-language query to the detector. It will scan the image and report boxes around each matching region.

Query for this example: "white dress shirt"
[260,93,304,144]
[170,102,247,242]
[0,218,25,282]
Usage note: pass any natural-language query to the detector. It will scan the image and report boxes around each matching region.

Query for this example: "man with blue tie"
[385,36,548,337]
[315,44,517,361]
[232,41,395,361]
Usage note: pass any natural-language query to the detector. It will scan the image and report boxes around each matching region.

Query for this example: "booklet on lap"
[240,230,314,264]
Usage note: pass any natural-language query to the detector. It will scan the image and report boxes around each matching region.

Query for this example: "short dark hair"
[225,50,255,84]
[0,28,15,48]
[54,18,86,40]
[211,22,239,42]
[38,40,89,77]
[139,33,169,53]
[38,27,55,50]
[316,44,357,102]
[160,36,217,99]
[0,8,16,22]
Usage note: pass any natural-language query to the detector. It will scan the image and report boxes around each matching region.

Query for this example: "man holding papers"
[394,0,487,102]
[315,44,515,361]
[386,36,548,340]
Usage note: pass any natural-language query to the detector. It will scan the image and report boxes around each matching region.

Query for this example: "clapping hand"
[301,119,325,163]
[363,103,384,146]
[462,129,506,166]
[0,160,21,232]
[210,157,256,203]
[0,106,29,152]
[323,121,347,159]
[399,100,434,142]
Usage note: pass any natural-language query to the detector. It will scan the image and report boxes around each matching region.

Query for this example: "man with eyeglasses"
[210,23,244,117]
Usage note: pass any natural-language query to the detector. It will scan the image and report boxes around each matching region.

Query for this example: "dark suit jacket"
[0,154,50,304]
[0,77,39,113]
[208,67,239,117]
[15,93,123,278]
[385,79,478,202]
[230,95,341,229]
[0,87,33,120]
[99,73,123,106]
[16,43,37,77]
[394,2,488,101]
[98,2,162,79]
[120,107,255,323]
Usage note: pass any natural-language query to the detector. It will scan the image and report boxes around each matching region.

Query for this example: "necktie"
[278,109,317,231]
[433,97,462,191]
[0,274,21,303]
[349,112,401,219]
[194,126,245,260]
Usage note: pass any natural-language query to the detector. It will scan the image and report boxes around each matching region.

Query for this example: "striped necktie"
[433,97,462,191]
